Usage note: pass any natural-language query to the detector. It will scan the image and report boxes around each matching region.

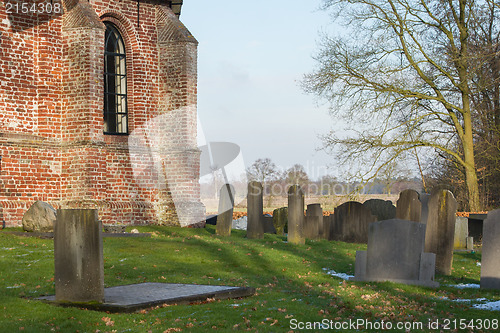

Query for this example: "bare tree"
[246,158,279,191]
[285,164,310,192]
[303,0,499,211]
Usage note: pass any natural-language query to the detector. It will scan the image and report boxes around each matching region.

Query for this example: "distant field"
[203,194,399,215]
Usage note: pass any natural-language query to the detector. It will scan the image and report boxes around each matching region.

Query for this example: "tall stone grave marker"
[216,184,235,237]
[480,209,500,289]
[247,181,264,239]
[425,189,457,275]
[273,207,288,236]
[54,209,104,303]
[288,185,305,245]
[351,219,438,287]
[396,189,421,222]
[304,204,323,240]
[331,201,376,243]
[454,216,468,250]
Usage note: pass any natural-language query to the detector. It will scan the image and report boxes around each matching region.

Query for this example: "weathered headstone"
[396,189,421,222]
[304,204,323,240]
[425,189,457,275]
[272,207,288,235]
[351,219,439,287]
[466,237,474,251]
[287,185,305,245]
[263,214,276,234]
[362,199,396,221]
[54,209,104,303]
[22,201,57,232]
[247,181,264,239]
[454,216,468,250]
[480,209,500,289]
[216,184,235,237]
[331,201,376,243]
[322,213,333,240]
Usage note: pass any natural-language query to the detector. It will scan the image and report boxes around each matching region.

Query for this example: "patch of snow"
[232,216,247,231]
[322,268,354,280]
[448,283,480,289]
[473,300,500,311]
[451,298,470,303]
[452,297,488,303]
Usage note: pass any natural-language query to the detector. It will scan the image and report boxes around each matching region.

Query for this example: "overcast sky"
[181,0,340,180]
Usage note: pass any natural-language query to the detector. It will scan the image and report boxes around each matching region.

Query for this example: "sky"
[181,0,339,181]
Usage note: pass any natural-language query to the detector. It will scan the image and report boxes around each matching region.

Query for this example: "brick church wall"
[0,0,205,227]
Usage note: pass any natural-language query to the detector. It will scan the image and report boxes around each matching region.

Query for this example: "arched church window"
[104,22,128,134]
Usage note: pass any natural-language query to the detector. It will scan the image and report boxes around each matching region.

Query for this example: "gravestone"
[247,181,264,239]
[54,209,104,303]
[263,214,276,234]
[425,189,457,275]
[351,219,439,287]
[466,237,474,251]
[272,207,288,236]
[331,201,376,243]
[322,214,333,240]
[480,209,500,289]
[454,217,468,250]
[287,185,305,245]
[396,189,421,222]
[216,184,235,237]
[304,204,322,240]
[362,199,396,221]
[22,201,57,232]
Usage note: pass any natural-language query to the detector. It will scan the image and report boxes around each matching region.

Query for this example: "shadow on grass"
[1,226,495,332]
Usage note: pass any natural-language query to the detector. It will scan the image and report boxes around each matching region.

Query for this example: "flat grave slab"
[38,283,255,312]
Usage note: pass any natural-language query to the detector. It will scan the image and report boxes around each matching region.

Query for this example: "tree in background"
[469,2,500,209]
[246,158,279,194]
[303,0,500,211]
[319,174,339,195]
[426,2,500,210]
[285,164,311,193]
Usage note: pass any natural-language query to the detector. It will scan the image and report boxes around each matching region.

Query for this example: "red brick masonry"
[0,0,205,226]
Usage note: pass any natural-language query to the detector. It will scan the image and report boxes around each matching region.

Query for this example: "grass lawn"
[0,225,498,332]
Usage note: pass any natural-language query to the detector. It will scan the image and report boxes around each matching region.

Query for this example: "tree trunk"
[463,111,481,212]
[457,0,481,212]
[464,162,481,212]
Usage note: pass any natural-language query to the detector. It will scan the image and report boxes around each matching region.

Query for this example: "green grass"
[0,226,498,332]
